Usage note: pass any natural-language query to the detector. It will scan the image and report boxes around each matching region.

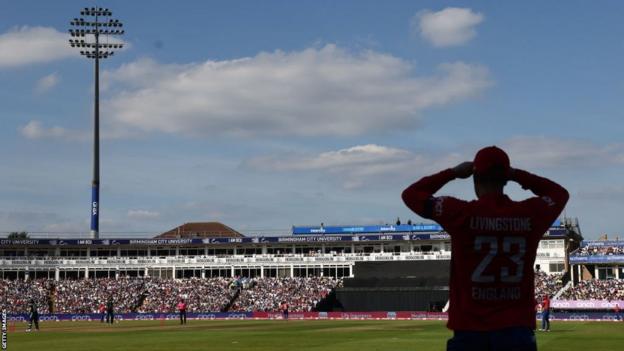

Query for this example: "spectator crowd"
[534,271,564,299]
[230,277,341,312]
[0,276,340,314]
[7,274,624,314]
[139,277,234,313]
[576,245,624,256]
[559,279,624,301]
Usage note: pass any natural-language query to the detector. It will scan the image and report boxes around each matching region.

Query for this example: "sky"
[1,0,623,239]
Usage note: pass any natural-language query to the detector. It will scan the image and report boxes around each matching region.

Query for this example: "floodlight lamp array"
[68,7,124,60]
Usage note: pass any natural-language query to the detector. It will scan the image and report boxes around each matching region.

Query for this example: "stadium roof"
[155,222,244,239]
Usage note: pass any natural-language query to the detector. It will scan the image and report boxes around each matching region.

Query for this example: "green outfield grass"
[5,320,624,351]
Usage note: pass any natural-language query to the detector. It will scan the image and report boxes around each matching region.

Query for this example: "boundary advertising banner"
[6,311,621,322]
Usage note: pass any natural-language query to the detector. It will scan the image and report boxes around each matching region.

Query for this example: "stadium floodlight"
[69,7,124,239]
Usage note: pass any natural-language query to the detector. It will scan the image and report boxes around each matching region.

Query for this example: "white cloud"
[247,137,624,190]
[0,26,74,67]
[127,209,160,220]
[502,136,624,169]
[0,26,129,68]
[19,120,89,141]
[246,144,462,190]
[414,8,484,47]
[248,144,412,172]
[104,45,491,137]
[35,72,60,93]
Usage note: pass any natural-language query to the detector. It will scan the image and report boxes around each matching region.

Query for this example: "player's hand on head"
[453,161,474,179]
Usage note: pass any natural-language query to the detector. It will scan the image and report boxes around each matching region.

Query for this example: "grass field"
[5,320,624,351]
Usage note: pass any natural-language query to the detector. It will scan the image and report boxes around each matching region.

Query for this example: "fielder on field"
[403,146,569,351]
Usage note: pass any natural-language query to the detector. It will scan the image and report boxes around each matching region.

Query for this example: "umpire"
[106,297,115,324]
[27,299,39,332]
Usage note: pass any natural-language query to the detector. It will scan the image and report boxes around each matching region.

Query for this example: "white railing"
[0,252,452,269]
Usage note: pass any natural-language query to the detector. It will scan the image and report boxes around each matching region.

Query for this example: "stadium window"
[60,249,86,257]
[278,267,290,277]
[598,267,615,280]
[548,263,565,273]
[2,250,19,256]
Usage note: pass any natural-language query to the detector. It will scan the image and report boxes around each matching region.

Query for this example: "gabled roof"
[155,222,244,239]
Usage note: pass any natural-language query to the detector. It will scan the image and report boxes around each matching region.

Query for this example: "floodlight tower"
[69,7,124,239]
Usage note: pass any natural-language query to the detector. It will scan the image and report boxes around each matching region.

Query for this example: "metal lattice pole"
[69,7,124,239]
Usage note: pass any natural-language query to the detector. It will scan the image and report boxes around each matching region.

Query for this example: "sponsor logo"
[196,314,217,320]
[341,313,372,319]
[228,314,247,319]
[71,315,92,321]
[39,315,59,322]
[568,314,589,320]
[429,234,450,240]
[134,315,155,320]
[601,315,618,321]
[387,312,397,319]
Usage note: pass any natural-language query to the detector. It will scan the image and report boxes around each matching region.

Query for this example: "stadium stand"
[534,271,564,298]
[229,277,340,312]
[0,277,339,314]
[139,277,235,313]
[558,279,624,301]
[53,277,145,314]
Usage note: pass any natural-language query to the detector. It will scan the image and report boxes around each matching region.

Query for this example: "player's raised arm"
[401,162,471,220]
[510,168,570,219]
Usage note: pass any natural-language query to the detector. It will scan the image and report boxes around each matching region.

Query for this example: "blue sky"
[1,1,623,238]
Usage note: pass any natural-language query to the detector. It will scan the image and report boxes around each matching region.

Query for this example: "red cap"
[473,146,510,179]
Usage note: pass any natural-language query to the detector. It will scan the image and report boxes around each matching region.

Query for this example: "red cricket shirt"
[542,297,550,312]
[402,168,568,331]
